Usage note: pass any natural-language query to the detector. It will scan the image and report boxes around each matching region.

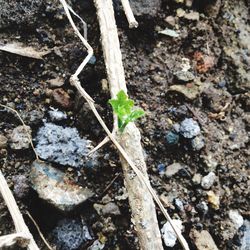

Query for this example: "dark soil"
[0,0,249,249]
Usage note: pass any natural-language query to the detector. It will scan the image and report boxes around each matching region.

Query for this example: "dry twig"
[120,0,138,28]
[26,211,54,250]
[58,1,189,249]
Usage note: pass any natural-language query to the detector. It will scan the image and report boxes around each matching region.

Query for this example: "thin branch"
[0,171,39,250]
[120,0,138,28]
[26,211,54,250]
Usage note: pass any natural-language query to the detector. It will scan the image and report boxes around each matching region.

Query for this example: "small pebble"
[102,202,121,216]
[165,162,184,177]
[191,135,205,150]
[52,88,72,109]
[180,118,201,138]
[0,134,8,149]
[207,191,220,209]
[157,163,166,175]
[192,173,202,185]
[201,172,216,189]
[196,201,209,215]
[9,125,31,150]
[161,219,183,247]
[229,210,244,230]
[165,131,179,145]
[13,175,29,199]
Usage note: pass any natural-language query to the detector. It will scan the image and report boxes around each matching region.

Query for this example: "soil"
[0,0,249,249]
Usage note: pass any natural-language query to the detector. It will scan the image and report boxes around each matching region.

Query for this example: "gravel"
[179,118,201,138]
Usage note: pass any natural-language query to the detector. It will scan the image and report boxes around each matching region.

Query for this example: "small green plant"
[108,90,145,132]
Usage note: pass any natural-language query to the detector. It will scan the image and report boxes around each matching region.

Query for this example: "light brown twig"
[59,1,189,249]
[120,0,138,28]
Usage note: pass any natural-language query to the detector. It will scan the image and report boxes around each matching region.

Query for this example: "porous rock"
[53,218,92,250]
[180,118,201,138]
[35,123,96,168]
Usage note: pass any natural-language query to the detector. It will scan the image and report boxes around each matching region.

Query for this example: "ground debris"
[0,42,51,59]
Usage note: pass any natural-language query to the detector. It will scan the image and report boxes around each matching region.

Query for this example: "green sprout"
[108,90,145,133]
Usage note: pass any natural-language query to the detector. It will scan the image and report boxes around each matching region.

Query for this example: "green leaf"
[129,109,145,121]
[108,90,145,132]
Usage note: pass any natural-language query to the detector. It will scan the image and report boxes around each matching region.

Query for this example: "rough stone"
[165,131,179,145]
[161,219,183,247]
[169,83,202,100]
[174,70,195,82]
[201,172,216,189]
[30,161,94,211]
[35,123,97,168]
[179,118,201,138]
[53,218,92,250]
[192,173,202,185]
[191,135,205,151]
[9,125,31,150]
[229,210,244,230]
[0,134,8,149]
[190,229,218,250]
[47,77,65,88]
[207,190,220,210]
[184,11,200,21]
[102,202,121,216]
[165,162,184,177]
[52,88,72,109]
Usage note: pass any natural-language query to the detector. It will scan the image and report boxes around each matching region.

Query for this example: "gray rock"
[26,110,44,125]
[9,125,31,150]
[12,175,29,199]
[102,202,121,216]
[241,220,250,250]
[53,218,92,250]
[201,172,216,190]
[30,161,94,212]
[190,229,218,250]
[191,135,205,151]
[180,118,201,138]
[229,210,244,230]
[161,219,183,247]
[174,70,195,82]
[0,134,8,149]
[130,0,161,17]
[35,123,96,168]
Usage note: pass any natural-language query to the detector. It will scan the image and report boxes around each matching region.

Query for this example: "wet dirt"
[0,0,249,249]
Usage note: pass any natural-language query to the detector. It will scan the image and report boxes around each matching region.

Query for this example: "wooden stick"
[120,0,138,28]
[0,171,39,250]
[59,1,189,249]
